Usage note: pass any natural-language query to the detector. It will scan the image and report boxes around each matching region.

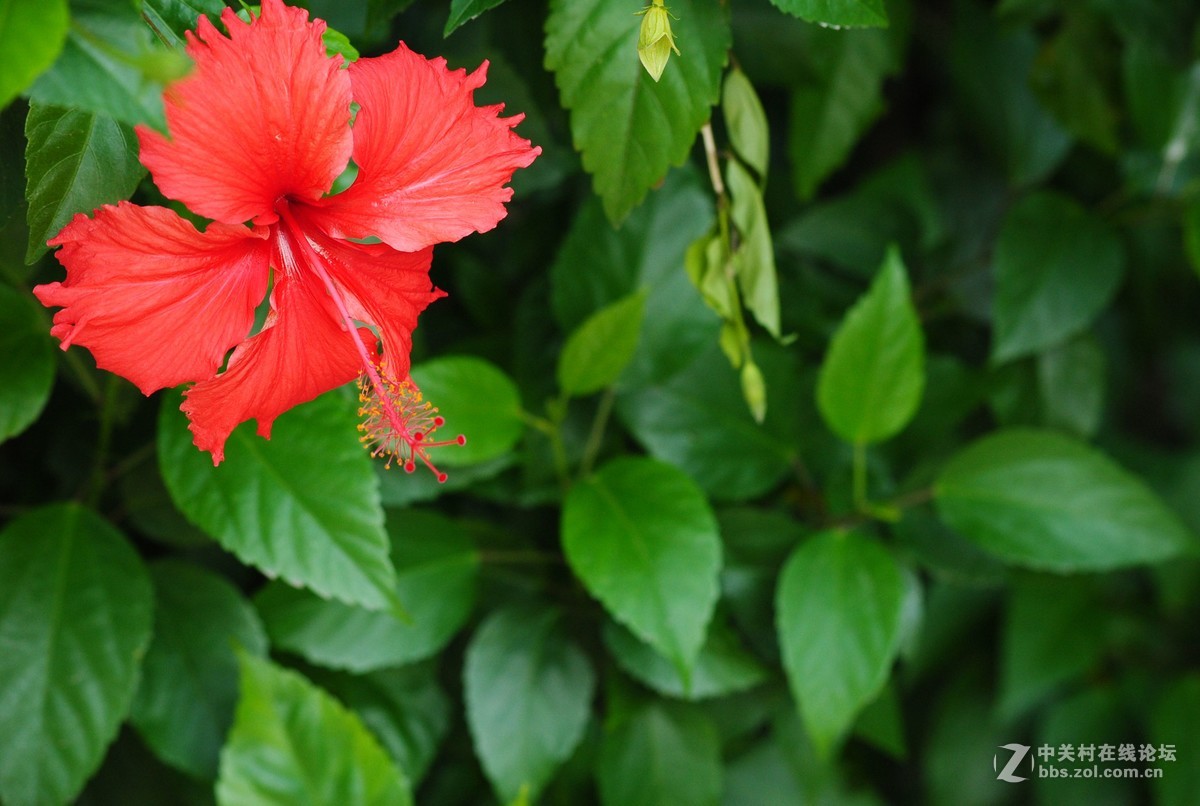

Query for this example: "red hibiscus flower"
[33,0,538,478]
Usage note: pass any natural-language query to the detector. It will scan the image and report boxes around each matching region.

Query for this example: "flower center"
[275,202,463,481]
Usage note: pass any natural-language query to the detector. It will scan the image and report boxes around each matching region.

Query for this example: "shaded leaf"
[255,509,478,672]
[723,67,768,177]
[0,505,153,806]
[444,0,509,36]
[131,561,268,779]
[0,284,55,443]
[597,701,721,806]
[992,192,1124,362]
[464,606,594,803]
[767,0,887,27]
[24,103,144,263]
[935,428,1198,570]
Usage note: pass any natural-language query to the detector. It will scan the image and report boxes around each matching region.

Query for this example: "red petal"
[312,44,540,252]
[290,206,443,380]
[34,202,270,395]
[181,270,366,464]
[138,0,352,226]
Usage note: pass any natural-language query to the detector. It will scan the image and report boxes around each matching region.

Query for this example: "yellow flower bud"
[636,1,680,83]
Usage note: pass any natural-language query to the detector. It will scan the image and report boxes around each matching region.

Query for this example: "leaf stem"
[579,387,616,478]
[83,374,120,507]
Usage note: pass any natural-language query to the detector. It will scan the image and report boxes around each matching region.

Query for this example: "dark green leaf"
[0,0,68,109]
[992,192,1124,362]
[1030,11,1119,153]
[723,67,768,178]
[817,245,925,444]
[141,0,227,47]
[617,342,798,501]
[999,574,1108,719]
[444,0,509,36]
[767,0,888,27]
[464,605,594,803]
[0,284,55,443]
[603,620,767,701]
[308,663,450,788]
[776,530,905,755]
[550,168,717,387]
[789,27,893,198]
[935,428,1198,570]
[557,290,647,397]
[1035,688,1136,805]
[1152,675,1200,806]
[158,389,398,612]
[545,0,729,222]
[1037,335,1105,438]
[0,505,153,806]
[29,7,171,127]
[131,561,268,779]
[597,701,721,806]
[409,355,524,467]
[950,1,1072,184]
[255,509,478,672]
[727,159,780,337]
[562,457,721,673]
[216,654,411,805]
[24,103,144,263]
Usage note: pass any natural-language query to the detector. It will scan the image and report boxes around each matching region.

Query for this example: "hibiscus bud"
[637,0,680,83]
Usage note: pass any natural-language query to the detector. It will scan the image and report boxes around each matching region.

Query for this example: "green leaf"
[776,530,905,755]
[216,654,412,806]
[1036,335,1105,438]
[935,428,1199,570]
[1029,11,1119,153]
[0,0,68,110]
[949,0,1072,184]
[24,103,145,263]
[131,561,268,779]
[602,620,768,701]
[617,341,798,500]
[1152,675,1200,806]
[563,457,722,673]
[409,355,523,467]
[557,290,647,397]
[158,389,398,612]
[255,509,478,672]
[999,575,1108,719]
[767,0,888,27]
[788,26,893,198]
[550,168,717,386]
[596,701,721,806]
[464,605,594,804]
[141,0,227,47]
[1185,198,1200,278]
[444,0,509,36]
[28,7,170,128]
[0,284,55,443]
[817,245,925,445]
[306,663,450,787]
[0,504,153,806]
[545,0,729,222]
[727,159,780,337]
[992,192,1125,362]
[723,67,768,178]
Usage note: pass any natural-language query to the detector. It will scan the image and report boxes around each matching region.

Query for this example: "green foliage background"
[2,0,1200,803]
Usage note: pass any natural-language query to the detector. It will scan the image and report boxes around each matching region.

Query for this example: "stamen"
[357,370,467,482]
[275,202,465,481]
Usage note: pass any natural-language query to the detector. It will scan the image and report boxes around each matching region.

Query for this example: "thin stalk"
[578,387,616,479]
